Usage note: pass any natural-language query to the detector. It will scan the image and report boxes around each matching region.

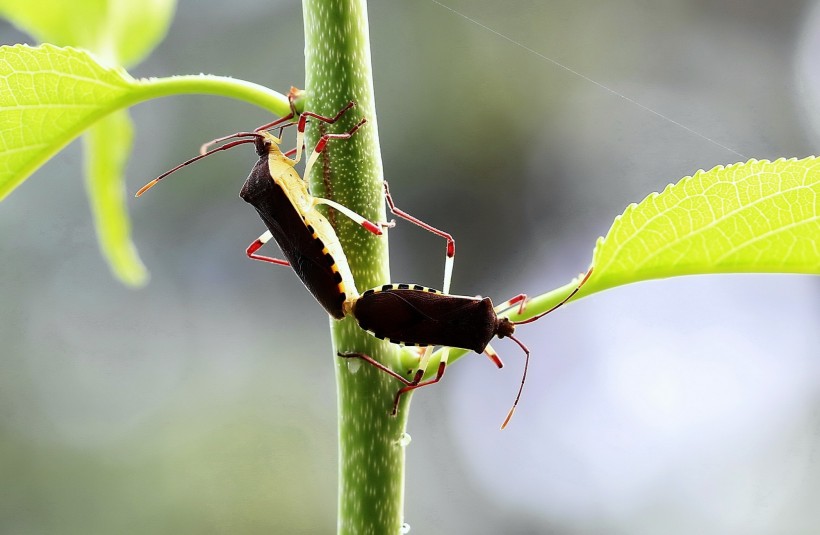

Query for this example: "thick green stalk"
[302,1,410,533]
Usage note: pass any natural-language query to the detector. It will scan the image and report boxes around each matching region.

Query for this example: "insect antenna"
[500,333,530,430]
[513,267,593,326]
[200,120,295,155]
[253,113,297,134]
[499,267,593,429]
[199,87,301,154]
[136,135,261,197]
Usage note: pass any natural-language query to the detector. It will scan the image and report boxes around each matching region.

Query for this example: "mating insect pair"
[138,94,591,428]
[341,270,591,429]
[138,93,455,318]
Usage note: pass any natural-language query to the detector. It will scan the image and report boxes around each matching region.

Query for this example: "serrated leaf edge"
[589,157,819,276]
[0,43,136,83]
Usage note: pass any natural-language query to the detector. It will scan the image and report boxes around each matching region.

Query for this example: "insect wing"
[240,159,348,319]
[354,289,497,353]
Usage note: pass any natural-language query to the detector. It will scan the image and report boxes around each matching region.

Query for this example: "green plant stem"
[302,1,409,533]
[131,74,291,116]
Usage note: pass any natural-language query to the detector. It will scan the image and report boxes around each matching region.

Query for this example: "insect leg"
[382,181,456,294]
[391,347,450,415]
[251,87,301,135]
[514,268,593,326]
[253,115,296,134]
[302,118,367,184]
[204,89,301,154]
[293,101,356,164]
[494,293,528,315]
[340,345,457,416]
[246,230,290,267]
[337,352,416,385]
[483,344,505,368]
[313,197,390,236]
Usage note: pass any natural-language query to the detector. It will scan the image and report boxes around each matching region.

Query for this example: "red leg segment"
[337,352,416,385]
[337,349,450,416]
[483,345,505,368]
[382,181,456,294]
[302,117,367,183]
[252,88,301,134]
[391,362,447,415]
[246,231,289,267]
[294,101,357,165]
[313,196,386,237]
[514,268,593,326]
[495,293,528,315]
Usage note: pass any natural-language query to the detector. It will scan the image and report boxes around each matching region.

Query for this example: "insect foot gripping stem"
[337,349,447,416]
[337,350,435,416]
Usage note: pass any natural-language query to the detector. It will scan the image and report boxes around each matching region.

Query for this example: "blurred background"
[2,0,820,533]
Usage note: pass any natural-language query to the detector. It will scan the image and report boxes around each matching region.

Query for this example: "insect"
[137,99,385,318]
[339,268,593,428]
[137,94,457,316]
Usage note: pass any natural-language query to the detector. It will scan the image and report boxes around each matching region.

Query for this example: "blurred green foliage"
[1,1,819,533]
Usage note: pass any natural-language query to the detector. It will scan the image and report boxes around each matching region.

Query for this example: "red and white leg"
[382,181,456,294]
[313,197,391,236]
[494,293,528,315]
[337,345,451,416]
[514,268,594,326]
[483,344,505,368]
[302,117,367,184]
[292,101,357,165]
[246,230,289,267]
[391,346,450,414]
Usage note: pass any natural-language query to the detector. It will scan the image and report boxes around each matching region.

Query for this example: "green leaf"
[0,44,291,202]
[0,44,134,200]
[583,157,820,294]
[0,44,149,286]
[0,1,175,286]
[0,0,176,67]
[0,45,286,287]
[83,110,148,286]
[435,157,820,370]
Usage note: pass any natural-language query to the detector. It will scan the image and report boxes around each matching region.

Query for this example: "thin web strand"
[430,0,747,160]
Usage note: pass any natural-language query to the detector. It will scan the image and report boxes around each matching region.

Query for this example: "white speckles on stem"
[346,358,362,374]
[305,2,407,533]
[397,433,412,447]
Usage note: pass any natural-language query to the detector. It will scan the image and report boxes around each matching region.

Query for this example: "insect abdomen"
[240,157,352,319]
[353,286,498,353]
